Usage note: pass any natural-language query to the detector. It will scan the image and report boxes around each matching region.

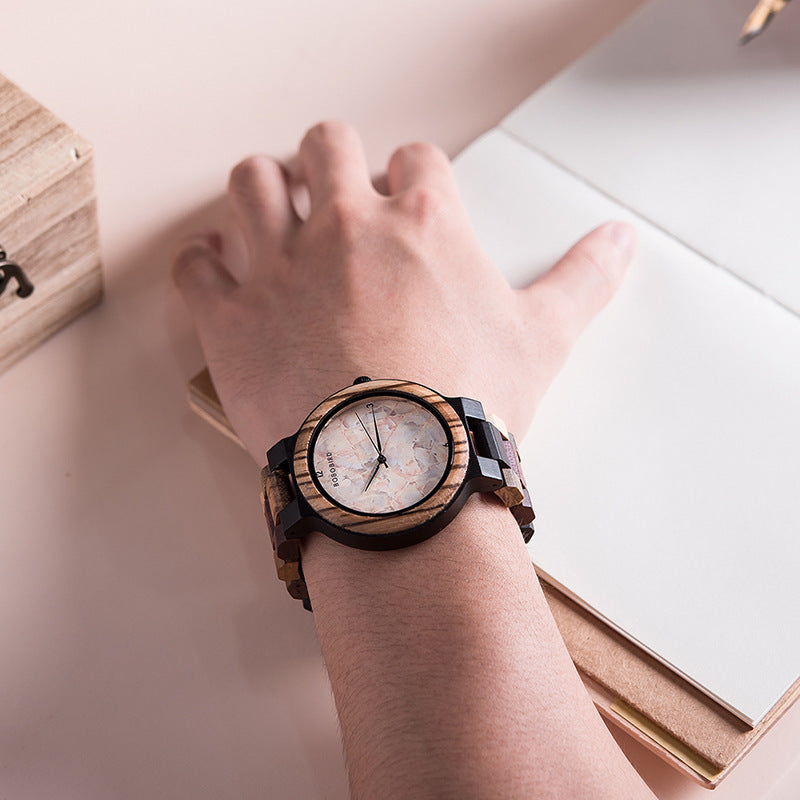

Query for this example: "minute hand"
[355,411,379,454]
[371,406,383,454]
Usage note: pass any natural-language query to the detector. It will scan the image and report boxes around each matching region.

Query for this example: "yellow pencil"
[740,0,792,44]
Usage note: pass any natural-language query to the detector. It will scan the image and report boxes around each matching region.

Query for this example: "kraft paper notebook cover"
[185,0,800,787]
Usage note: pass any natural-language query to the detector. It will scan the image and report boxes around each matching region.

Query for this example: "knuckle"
[397,184,446,227]
[322,195,366,239]
[228,155,280,200]
[303,119,357,147]
[568,245,617,297]
[392,140,447,165]
[171,244,208,288]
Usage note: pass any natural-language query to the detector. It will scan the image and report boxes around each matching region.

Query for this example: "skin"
[172,120,656,800]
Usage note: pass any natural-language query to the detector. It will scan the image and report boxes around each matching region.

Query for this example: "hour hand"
[363,459,382,492]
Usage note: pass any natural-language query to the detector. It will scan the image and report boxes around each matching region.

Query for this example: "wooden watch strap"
[260,466,311,610]
[484,415,535,542]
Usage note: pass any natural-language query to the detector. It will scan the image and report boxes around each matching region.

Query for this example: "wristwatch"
[260,377,534,610]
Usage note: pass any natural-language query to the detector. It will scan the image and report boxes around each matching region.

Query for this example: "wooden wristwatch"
[260,377,534,610]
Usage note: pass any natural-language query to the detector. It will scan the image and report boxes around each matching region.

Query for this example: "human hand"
[173,121,635,463]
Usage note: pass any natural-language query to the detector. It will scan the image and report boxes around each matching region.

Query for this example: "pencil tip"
[739,30,760,45]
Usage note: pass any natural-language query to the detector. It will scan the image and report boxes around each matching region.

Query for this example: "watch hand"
[355,411,379,454]
[371,406,383,454]
[363,459,382,492]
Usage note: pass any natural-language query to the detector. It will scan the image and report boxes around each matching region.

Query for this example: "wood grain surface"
[0,73,102,374]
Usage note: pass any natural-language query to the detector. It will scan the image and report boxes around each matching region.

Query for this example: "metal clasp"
[0,246,34,299]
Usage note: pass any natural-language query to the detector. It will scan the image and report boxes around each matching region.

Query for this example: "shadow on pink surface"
[0,196,349,798]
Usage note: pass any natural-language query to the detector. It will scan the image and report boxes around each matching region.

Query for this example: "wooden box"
[0,73,103,374]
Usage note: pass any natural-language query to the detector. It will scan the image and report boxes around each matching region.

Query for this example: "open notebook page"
[452,128,800,727]
[502,0,800,315]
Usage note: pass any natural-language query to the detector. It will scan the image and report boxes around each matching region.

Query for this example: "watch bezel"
[292,379,470,542]
[308,390,454,517]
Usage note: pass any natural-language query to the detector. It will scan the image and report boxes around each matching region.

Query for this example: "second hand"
[357,407,389,470]
[356,410,379,454]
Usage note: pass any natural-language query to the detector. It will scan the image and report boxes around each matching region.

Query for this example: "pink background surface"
[1,1,798,797]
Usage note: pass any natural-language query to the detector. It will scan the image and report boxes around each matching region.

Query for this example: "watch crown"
[353,376,371,385]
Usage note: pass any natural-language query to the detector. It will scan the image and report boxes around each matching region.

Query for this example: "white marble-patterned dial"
[311,394,451,514]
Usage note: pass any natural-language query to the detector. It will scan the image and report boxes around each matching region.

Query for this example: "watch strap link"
[260,466,312,610]
[473,414,535,543]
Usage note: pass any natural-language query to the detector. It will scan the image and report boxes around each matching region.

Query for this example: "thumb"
[521,221,636,349]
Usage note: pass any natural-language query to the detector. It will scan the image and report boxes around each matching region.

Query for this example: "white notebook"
[452,0,800,728]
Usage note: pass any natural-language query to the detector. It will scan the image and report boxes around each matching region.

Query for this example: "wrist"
[259,377,534,611]
[301,493,533,617]
[303,493,549,800]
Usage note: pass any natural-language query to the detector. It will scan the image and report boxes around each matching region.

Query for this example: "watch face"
[310,393,452,515]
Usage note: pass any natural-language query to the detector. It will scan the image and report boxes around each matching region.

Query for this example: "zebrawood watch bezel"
[292,379,470,537]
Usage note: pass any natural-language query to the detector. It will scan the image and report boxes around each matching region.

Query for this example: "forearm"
[303,495,655,800]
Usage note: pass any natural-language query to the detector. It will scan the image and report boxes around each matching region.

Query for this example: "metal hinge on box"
[0,247,34,299]
[0,71,103,375]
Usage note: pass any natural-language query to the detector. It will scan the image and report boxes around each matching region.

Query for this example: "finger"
[228,155,299,252]
[216,215,252,284]
[386,141,457,196]
[371,171,390,196]
[521,221,636,347]
[172,234,237,313]
[298,120,374,208]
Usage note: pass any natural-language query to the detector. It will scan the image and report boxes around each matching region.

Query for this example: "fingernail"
[172,233,221,271]
[180,230,222,254]
[607,222,637,261]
